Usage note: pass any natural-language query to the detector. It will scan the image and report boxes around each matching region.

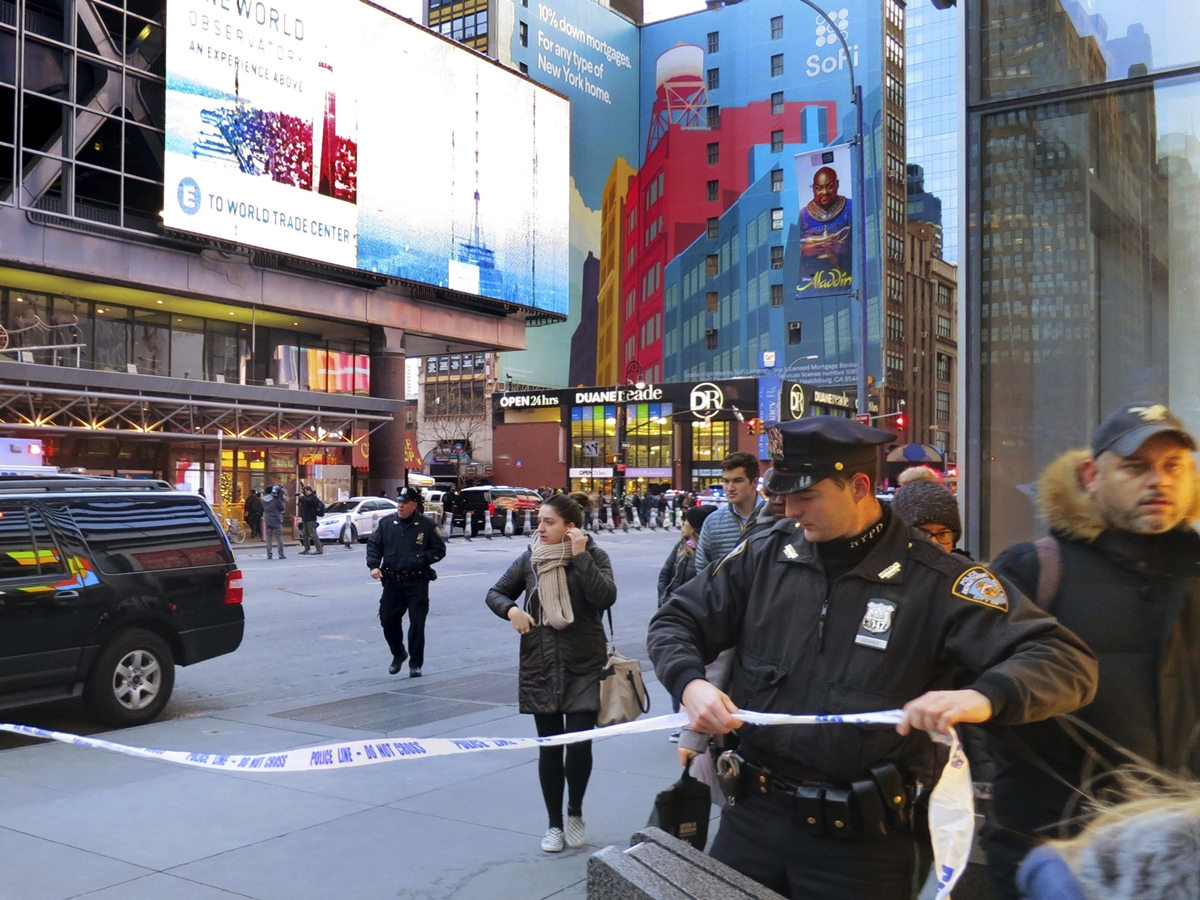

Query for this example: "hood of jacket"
[1037,448,1200,542]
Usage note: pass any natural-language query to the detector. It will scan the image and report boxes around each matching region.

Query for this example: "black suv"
[451,486,544,534]
[0,476,244,726]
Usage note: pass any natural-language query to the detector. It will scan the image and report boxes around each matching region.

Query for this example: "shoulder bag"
[597,609,651,726]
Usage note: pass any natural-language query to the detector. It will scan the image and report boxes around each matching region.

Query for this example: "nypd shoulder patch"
[952,566,1009,611]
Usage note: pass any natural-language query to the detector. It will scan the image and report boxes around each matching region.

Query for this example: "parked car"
[452,486,543,534]
[0,475,244,726]
[315,496,399,544]
[422,489,444,521]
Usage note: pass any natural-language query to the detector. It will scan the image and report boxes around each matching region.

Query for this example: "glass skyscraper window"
[906,0,959,261]
[967,0,1200,559]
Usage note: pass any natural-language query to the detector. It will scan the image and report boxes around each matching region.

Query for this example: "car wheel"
[84,628,175,727]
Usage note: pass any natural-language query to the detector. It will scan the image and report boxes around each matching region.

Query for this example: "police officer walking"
[648,416,1099,900]
[367,486,447,677]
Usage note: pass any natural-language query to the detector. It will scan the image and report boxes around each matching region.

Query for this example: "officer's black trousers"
[378,580,429,668]
[710,791,914,900]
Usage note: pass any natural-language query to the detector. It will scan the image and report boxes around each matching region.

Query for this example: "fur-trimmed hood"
[1037,448,1200,542]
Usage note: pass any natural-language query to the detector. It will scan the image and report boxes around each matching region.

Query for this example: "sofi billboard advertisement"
[502,0,884,388]
[164,0,570,315]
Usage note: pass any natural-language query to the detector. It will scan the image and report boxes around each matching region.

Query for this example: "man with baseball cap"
[984,402,1200,899]
[648,416,1098,900]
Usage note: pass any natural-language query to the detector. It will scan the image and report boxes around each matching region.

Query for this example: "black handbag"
[647,765,712,850]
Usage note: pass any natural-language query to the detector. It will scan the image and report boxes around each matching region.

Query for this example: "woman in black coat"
[485,492,616,854]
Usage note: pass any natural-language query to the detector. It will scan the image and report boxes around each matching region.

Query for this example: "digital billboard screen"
[164,0,570,315]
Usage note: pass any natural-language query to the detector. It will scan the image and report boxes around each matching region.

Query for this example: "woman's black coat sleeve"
[572,545,617,613]
[657,544,679,605]
[485,554,530,619]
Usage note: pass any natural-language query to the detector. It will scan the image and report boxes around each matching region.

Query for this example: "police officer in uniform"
[648,417,1099,900]
[367,486,446,677]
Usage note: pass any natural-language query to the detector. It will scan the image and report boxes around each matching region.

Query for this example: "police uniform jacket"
[485,537,616,715]
[365,511,446,576]
[648,510,1099,785]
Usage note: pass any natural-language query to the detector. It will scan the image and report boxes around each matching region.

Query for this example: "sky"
[641,0,706,24]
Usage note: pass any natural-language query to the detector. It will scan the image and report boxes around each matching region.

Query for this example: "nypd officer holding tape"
[367,486,446,678]
[648,416,1099,900]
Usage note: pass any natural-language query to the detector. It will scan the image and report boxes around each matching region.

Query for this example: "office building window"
[887,274,904,303]
[771,169,783,192]
[706,105,721,128]
[707,217,719,239]
[771,130,784,153]
[706,291,719,313]
[771,54,784,77]
[937,315,952,339]
[887,314,904,343]
[886,34,904,67]
[770,15,783,39]
[707,142,719,164]
[771,91,784,115]
[771,208,783,231]
[937,354,951,383]
[788,322,802,344]
[887,234,905,261]
[936,390,951,422]
[707,68,720,90]
[706,254,719,276]
[770,246,784,269]
[707,31,719,53]
[886,352,905,379]
[887,195,905,224]
[705,329,719,350]
[770,284,784,307]
[887,113,905,145]
[938,284,952,307]
[706,180,719,202]
[519,62,528,74]
[519,22,527,45]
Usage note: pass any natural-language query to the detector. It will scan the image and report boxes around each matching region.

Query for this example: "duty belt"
[719,752,911,839]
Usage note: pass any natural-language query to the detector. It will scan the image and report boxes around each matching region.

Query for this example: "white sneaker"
[541,827,565,853]
[565,816,586,847]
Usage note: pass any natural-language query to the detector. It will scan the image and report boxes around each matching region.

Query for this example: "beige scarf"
[530,536,575,630]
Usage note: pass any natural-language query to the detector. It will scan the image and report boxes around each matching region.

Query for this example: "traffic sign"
[856,413,870,425]
[583,440,600,457]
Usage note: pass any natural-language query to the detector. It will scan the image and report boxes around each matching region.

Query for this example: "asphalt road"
[0,527,681,750]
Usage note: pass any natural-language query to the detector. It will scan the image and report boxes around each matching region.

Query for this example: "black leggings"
[533,711,597,829]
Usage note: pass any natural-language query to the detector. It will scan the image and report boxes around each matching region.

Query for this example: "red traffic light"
[894,415,906,431]
[746,418,763,436]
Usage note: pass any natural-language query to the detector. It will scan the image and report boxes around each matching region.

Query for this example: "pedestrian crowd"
[342,400,1200,900]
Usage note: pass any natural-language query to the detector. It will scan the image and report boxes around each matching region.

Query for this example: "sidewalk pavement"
[0,671,688,900]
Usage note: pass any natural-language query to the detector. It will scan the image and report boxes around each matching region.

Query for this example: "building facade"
[905,0,958,261]
[0,0,534,511]
[903,219,957,464]
[964,0,1200,556]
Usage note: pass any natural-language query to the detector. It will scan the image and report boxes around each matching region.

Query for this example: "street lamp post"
[792,0,870,419]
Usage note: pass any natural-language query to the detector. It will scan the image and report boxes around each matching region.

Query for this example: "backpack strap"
[1033,534,1062,611]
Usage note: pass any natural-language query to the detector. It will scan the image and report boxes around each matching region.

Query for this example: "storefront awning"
[0,360,405,447]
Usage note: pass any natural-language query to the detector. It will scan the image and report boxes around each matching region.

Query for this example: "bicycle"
[224,517,247,544]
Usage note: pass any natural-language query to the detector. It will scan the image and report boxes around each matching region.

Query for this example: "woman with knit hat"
[484,492,616,853]
[891,465,968,556]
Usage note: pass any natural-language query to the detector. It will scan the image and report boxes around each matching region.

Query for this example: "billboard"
[164,0,570,315]
[496,0,641,386]
[795,143,854,296]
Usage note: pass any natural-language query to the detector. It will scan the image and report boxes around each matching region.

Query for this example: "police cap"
[763,416,896,494]
[397,486,422,503]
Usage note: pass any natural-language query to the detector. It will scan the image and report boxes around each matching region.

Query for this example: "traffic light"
[894,414,906,435]
[746,418,763,436]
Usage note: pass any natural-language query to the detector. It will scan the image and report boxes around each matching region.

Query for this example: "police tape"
[0,709,971,899]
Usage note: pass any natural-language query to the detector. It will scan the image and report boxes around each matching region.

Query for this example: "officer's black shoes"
[388,650,408,675]
[409,667,422,678]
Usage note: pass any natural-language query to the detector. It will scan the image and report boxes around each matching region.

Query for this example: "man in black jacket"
[366,487,447,677]
[983,402,1200,899]
[648,417,1098,900]
[298,484,325,555]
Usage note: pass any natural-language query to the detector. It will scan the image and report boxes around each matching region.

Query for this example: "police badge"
[855,599,897,650]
